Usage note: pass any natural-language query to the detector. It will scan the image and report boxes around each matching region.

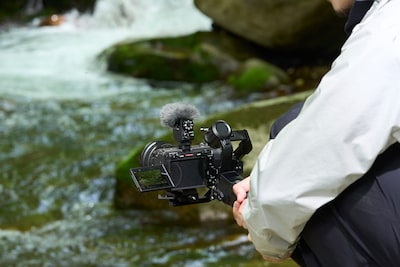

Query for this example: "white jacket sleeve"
[243,0,400,260]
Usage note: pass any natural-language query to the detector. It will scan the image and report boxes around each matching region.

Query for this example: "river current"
[0,1,278,266]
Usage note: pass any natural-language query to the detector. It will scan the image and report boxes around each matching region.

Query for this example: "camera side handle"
[216,171,244,206]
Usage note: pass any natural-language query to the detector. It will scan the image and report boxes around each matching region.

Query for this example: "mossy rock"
[104,32,233,83]
[114,90,313,225]
[102,31,289,92]
[106,43,220,83]
[227,58,289,95]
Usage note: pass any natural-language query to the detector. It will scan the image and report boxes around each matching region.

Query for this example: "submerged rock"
[39,15,65,27]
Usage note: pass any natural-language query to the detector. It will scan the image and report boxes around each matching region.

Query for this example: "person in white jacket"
[233,0,400,266]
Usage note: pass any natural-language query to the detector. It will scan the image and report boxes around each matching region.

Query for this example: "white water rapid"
[1,0,212,99]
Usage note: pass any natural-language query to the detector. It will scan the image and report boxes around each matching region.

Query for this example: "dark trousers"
[270,103,400,267]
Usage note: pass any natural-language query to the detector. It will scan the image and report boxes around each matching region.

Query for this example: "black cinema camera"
[129,103,252,206]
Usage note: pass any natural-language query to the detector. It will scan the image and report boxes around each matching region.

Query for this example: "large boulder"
[194,0,347,58]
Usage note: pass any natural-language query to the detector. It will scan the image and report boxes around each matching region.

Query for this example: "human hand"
[233,177,292,263]
[233,176,249,204]
[232,177,250,229]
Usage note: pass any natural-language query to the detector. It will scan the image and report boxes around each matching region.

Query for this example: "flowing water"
[0,1,290,266]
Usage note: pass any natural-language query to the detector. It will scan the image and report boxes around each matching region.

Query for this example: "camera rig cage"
[130,118,252,206]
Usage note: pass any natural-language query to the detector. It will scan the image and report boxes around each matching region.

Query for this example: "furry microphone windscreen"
[159,102,200,128]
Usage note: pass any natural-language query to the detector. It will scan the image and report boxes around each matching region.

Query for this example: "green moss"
[115,145,143,183]
[153,33,202,49]
[229,66,273,91]
[228,59,289,93]
[106,39,221,83]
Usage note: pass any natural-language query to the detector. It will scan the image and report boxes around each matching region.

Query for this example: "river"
[0,0,254,267]
[0,1,289,266]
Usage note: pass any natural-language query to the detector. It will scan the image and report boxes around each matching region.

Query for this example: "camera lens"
[140,141,167,167]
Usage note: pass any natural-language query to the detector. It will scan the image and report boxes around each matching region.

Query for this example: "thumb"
[233,177,250,203]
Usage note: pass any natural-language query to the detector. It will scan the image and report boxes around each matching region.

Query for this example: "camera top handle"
[200,121,253,206]
[231,130,253,160]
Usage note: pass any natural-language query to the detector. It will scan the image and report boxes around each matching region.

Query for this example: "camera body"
[140,141,219,191]
[130,117,252,206]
